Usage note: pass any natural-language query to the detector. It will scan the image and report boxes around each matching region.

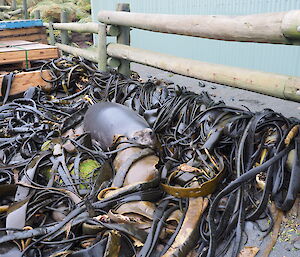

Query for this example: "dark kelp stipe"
[0,56,299,257]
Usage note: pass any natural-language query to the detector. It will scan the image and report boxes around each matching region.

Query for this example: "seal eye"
[132,136,138,141]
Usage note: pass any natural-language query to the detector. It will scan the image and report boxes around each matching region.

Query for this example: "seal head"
[84,102,156,150]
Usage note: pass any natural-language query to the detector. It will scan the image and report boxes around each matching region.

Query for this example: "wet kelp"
[0,56,299,256]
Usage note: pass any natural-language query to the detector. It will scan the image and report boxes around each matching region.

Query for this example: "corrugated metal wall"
[91,0,300,76]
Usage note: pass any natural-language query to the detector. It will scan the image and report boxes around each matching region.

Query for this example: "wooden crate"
[0,70,52,96]
[0,40,59,68]
[0,27,48,44]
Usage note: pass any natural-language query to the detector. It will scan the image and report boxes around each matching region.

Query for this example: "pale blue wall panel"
[91,0,300,76]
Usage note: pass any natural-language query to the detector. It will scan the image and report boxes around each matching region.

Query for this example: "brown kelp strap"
[261,205,283,257]
[161,167,225,198]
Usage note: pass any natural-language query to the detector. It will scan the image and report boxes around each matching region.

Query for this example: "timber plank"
[0,50,26,64]
[0,40,36,47]
[0,27,48,44]
[0,27,45,38]
[0,34,48,44]
[0,42,56,51]
[28,48,59,61]
[0,41,59,65]
[0,70,52,96]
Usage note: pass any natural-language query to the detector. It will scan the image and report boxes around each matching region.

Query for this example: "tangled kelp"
[0,57,299,256]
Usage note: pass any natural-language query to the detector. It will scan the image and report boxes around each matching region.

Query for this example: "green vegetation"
[8,0,91,22]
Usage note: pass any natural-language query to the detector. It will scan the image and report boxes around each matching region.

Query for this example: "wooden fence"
[46,3,300,102]
[0,0,27,19]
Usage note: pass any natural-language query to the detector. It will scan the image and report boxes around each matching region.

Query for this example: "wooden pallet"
[0,40,59,68]
[0,70,52,96]
[0,27,48,44]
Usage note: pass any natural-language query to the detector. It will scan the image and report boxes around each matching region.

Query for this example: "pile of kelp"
[0,56,299,257]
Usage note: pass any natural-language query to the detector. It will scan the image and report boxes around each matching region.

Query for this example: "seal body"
[84,102,156,150]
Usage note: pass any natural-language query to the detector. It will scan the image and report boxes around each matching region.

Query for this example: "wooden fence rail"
[44,22,99,34]
[0,6,11,10]
[55,43,98,63]
[43,4,126,71]
[46,21,108,71]
[44,22,119,36]
[45,4,300,102]
[98,10,300,45]
[1,0,26,19]
[107,43,300,102]
[97,7,300,102]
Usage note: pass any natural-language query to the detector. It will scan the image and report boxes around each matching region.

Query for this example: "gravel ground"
[132,63,300,257]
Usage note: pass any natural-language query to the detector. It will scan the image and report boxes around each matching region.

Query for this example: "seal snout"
[132,128,157,148]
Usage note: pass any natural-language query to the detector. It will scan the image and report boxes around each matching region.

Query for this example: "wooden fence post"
[116,3,130,76]
[34,10,41,19]
[98,23,107,71]
[11,0,16,10]
[60,10,69,45]
[22,0,28,19]
[48,21,56,46]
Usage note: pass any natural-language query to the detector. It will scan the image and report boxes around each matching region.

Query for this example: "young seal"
[83,102,156,150]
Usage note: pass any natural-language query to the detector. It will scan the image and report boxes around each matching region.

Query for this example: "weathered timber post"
[48,22,56,46]
[34,10,41,20]
[11,0,16,10]
[106,25,120,70]
[116,3,130,76]
[97,23,107,71]
[22,0,28,19]
[60,10,69,45]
